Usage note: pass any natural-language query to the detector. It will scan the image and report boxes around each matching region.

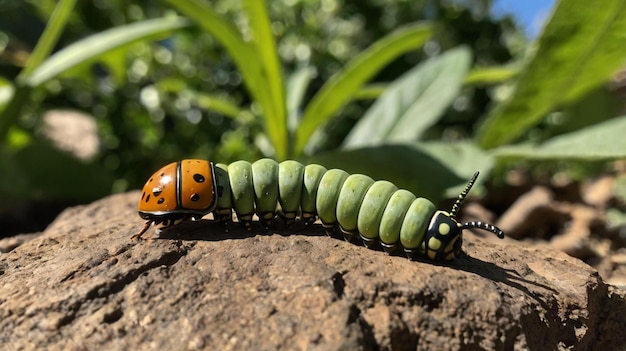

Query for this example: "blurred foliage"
[1,0,625,235]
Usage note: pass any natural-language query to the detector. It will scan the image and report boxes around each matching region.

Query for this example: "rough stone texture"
[0,192,624,351]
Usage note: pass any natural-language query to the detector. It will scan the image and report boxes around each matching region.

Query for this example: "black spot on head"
[157,198,165,204]
[193,173,205,183]
[141,192,145,200]
[145,194,151,203]
[153,187,162,196]
[160,172,165,177]
[190,193,200,202]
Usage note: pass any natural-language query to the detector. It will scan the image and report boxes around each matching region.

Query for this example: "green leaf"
[295,22,433,156]
[342,47,471,148]
[286,67,316,132]
[56,44,136,85]
[418,141,494,186]
[243,0,287,159]
[194,93,247,119]
[163,0,254,76]
[549,86,621,136]
[464,65,519,86]
[493,116,626,160]
[309,144,465,204]
[477,0,626,149]
[19,0,76,80]
[0,0,77,142]
[353,84,387,100]
[25,17,191,87]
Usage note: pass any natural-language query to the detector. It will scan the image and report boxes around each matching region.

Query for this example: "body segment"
[378,189,416,249]
[213,163,233,222]
[251,159,279,226]
[278,160,305,223]
[227,160,255,226]
[335,174,375,237]
[301,164,328,224]
[357,181,398,243]
[400,198,437,250]
[316,169,350,228]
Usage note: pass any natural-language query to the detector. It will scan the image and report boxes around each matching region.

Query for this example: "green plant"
[162,0,626,201]
[1,0,625,215]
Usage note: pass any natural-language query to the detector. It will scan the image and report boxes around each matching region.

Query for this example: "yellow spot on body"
[439,223,451,235]
[428,238,442,251]
[428,249,437,260]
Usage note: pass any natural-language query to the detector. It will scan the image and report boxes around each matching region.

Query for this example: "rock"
[0,191,624,350]
[496,186,563,240]
[549,204,602,259]
[0,232,42,253]
[581,175,615,208]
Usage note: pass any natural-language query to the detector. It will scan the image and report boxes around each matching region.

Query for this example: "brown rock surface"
[0,191,624,350]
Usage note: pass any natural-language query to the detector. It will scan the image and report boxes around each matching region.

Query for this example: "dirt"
[483,172,626,288]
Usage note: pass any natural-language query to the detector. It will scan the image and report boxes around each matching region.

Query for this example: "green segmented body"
[136,158,505,261]
[212,159,485,260]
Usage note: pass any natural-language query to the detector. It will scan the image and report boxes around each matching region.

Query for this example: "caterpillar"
[134,159,504,261]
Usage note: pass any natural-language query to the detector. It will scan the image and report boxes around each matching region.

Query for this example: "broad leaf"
[418,141,494,197]
[342,47,471,148]
[26,17,191,87]
[477,0,626,148]
[295,23,433,156]
[493,116,626,160]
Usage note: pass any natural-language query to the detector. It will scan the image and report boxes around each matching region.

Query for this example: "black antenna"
[450,172,479,219]
[461,221,505,239]
[451,172,505,239]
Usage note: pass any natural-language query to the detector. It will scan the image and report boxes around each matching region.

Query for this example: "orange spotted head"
[136,160,217,237]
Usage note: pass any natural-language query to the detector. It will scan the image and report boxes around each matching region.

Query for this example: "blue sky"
[492,0,556,37]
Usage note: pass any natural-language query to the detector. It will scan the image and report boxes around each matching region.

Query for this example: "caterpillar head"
[422,172,505,261]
